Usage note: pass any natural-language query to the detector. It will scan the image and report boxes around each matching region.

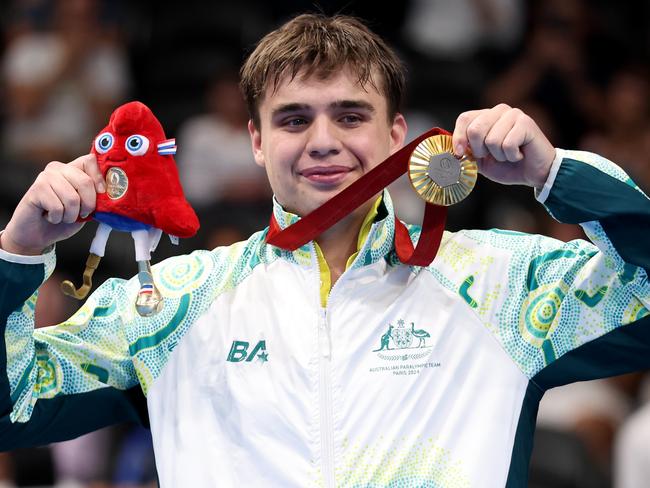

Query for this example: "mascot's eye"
[125,135,150,156]
[94,133,114,154]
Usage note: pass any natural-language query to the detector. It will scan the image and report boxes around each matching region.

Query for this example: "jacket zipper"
[313,242,335,488]
[312,221,378,485]
[319,307,335,488]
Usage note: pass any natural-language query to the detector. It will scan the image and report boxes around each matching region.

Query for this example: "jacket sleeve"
[509,149,650,388]
[0,247,147,450]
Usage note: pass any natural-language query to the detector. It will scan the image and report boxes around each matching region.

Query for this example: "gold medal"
[106,167,128,200]
[408,134,477,206]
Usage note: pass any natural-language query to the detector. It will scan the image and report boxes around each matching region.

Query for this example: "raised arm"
[449,104,650,385]
[0,155,147,449]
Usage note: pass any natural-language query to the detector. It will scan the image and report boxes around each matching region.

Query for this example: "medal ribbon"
[266,127,449,266]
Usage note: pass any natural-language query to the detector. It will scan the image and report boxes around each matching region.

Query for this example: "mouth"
[299,165,353,186]
[103,154,127,166]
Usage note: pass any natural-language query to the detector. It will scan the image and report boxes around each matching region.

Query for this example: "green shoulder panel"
[542,150,650,272]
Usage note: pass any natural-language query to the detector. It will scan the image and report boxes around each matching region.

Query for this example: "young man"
[0,13,648,488]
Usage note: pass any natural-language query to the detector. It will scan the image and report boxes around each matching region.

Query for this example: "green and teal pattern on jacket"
[4,230,283,423]
[419,151,649,381]
[331,436,470,488]
[125,233,283,395]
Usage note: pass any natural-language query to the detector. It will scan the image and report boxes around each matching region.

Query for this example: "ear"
[248,120,265,168]
[389,113,408,154]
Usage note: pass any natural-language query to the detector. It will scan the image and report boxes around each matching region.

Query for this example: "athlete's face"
[249,68,407,216]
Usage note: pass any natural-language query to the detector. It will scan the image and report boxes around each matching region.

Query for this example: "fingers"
[32,160,99,224]
[453,104,528,162]
[501,116,534,162]
[31,179,66,225]
[70,153,106,193]
[465,105,511,159]
[484,112,519,162]
[452,109,482,157]
[453,105,555,187]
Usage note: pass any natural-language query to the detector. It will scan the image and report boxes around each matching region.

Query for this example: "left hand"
[452,104,556,189]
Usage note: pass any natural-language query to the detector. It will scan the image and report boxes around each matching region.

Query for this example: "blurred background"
[0,0,648,486]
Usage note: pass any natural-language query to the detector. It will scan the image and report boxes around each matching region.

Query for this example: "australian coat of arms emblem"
[373,319,432,361]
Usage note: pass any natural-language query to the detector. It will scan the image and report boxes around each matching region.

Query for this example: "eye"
[94,132,114,154]
[125,135,150,156]
[340,114,362,125]
[280,118,310,132]
[285,118,308,128]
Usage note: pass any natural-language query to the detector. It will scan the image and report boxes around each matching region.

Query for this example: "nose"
[305,116,342,158]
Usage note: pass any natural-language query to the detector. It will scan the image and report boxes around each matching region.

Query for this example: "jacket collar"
[267,190,397,269]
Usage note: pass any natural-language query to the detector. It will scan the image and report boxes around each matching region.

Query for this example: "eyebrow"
[331,100,376,113]
[271,99,376,118]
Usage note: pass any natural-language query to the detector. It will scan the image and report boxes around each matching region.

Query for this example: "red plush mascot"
[61,101,199,316]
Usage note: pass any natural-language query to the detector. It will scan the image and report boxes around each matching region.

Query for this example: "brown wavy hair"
[240,13,406,128]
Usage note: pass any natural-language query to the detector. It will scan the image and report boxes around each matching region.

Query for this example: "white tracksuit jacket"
[1,149,649,487]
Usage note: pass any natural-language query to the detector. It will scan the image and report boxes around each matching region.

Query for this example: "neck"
[315,206,368,285]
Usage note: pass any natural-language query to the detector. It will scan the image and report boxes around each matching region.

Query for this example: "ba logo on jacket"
[226,340,269,363]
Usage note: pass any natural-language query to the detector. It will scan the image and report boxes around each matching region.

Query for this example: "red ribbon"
[266,127,450,266]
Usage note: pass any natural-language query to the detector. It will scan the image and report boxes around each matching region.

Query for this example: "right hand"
[0,154,105,255]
